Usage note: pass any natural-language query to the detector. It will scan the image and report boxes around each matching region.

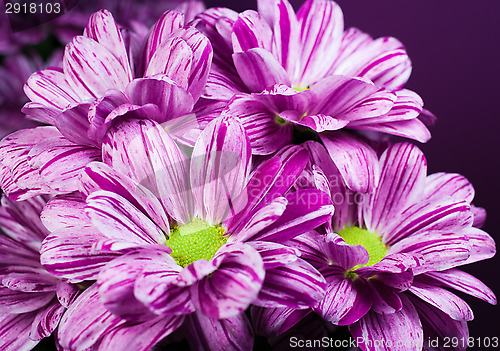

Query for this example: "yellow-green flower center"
[293,86,309,92]
[338,226,387,271]
[165,218,227,267]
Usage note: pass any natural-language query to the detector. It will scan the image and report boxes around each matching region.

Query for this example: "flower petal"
[232,10,273,53]
[185,311,253,351]
[190,243,265,319]
[364,143,427,233]
[64,36,130,99]
[349,295,423,351]
[320,131,380,194]
[233,48,291,92]
[0,313,38,351]
[409,282,473,321]
[86,190,166,245]
[29,300,65,341]
[251,306,310,337]
[190,116,251,224]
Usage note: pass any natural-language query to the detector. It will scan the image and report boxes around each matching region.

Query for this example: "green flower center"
[338,226,387,271]
[293,86,309,92]
[165,218,227,268]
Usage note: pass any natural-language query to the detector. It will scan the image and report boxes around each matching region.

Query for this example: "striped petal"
[232,10,273,53]
[315,271,371,325]
[27,136,100,193]
[40,228,122,282]
[24,68,78,112]
[185,311,253,351]
[271,0,300,75]
[409,282,473,321]
[80,162,170,232]
[463,227,495,264]
[0,313,38,351]
[411,297,469,351]
[424,172,475,203]
[233,48,291,92]
[190,116,251,224]
[295,0,343,87]
[349,295,423,351]
[103,118,193,223]
[85,191,166,245]
[380,199,472,246]
[350,117,431,143]
[64,36,130,99]
[57,285,125,351]
[420,269,496,305]
[364,143,427,233]
[83,9,132,82]
[29,300,65,341]
[248,189,333,243]
[251,306,310,337]
[0,286,54,314]
[189,243,265,319]
[321,131,380,194]
[254,258,326,309]
[97,249,168,321]
[54,102,94,146]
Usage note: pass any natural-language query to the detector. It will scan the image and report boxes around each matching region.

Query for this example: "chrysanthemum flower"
[254,140,496,350]
[0,7,211,201]
[196,0,431,155]
[39,116,333,350]
[0,195,79,351]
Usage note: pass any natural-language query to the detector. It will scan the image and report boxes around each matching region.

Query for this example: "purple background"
[206,0,500,340]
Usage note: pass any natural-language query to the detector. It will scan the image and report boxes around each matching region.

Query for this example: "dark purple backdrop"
[205,0,500,341]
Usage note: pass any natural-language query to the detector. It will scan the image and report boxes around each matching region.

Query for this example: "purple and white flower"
[0,7,211,201]
[254,139,496,351]
[39,116,333,350]
[0,195,79,351]
[196,0,431,155]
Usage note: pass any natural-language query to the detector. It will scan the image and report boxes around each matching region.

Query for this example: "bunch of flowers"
[0,0,495,350]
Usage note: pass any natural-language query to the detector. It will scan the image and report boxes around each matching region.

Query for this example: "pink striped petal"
[97,314,184,351]
[351,117,431,143]
[29,300,65,341]
[463,227,496,264]
[54,102,94,146]
[321,131,380,194]
[189,243,265,319]
[409,282,473,321]
[134,254,193,316]
[246,241,300,270]
[295,0,343,87]
[102,119,194,222]
[126,75,194,121]
[190,116,251,224]
[271,0,299,75]
[411,297,469,351]
[0,286,54,314]
[185,311,253,351]
[315,273,371,325]
[64,36,130,99]
[40,228,122,282]
[422,269,496,305]
[254,258,326,309]
[350,295,423,351]
[24,68,78,112]
[84,10,132,82]
[142,11,185,69]
[380,199,472,246]
[0,313,38,351]
[388,231,470,275]
[86,191,166,245]
[364,143,427,232]
[40,194,88,232]
[145,37,193,89]
[98,249,169,321]
[233,48,291,92]
[249,189,333,243]
[309,76,395,120]
[57,285,125,350]
[80,162,170,232]
[251,306,310,337]
[232,10,273,53]
[471,205,486,228]
[424,172,475,203]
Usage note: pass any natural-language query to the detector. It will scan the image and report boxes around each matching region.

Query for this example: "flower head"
[40,116,333,349]
[196,0,432,155]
